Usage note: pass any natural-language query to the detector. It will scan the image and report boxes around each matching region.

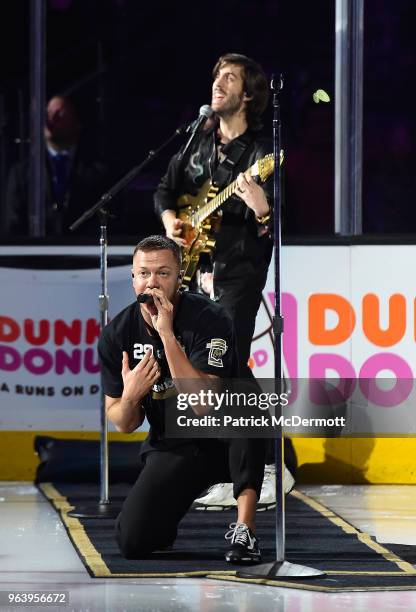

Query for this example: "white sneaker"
[193,464,295,511]
[257,464,295,511]
[193,482,235,510]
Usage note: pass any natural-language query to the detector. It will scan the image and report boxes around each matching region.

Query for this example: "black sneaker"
[224,522,261,564]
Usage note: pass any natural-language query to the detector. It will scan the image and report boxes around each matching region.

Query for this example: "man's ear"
[243,92,253,101]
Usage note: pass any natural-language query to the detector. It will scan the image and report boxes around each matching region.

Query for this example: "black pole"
[271,74,285,562]
[29,0,45,237]
[237,75,325,580]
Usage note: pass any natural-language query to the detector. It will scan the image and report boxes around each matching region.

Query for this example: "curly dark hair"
[133,235,182,268]
[212,53,269,131]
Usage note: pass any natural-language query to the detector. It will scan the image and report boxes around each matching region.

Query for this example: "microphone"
[137,293,153,304]
[178,105,214,160]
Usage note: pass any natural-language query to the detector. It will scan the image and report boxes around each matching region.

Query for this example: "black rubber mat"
[38,482,416,590]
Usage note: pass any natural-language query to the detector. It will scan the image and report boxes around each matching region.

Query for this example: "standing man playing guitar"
[155,53,295,509]
[155,53,272,377]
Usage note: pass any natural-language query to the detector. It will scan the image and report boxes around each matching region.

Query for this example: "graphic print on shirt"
[206,338,227,367]
[189,152,204,182]
[133,343,153,360]
[152,336,188,398]
[131,337,186,400]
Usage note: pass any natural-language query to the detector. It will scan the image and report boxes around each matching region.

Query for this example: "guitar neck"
[188,153,275,227]
[192,175,240,226]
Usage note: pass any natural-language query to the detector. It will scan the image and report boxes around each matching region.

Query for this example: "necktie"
[51,153,70,206]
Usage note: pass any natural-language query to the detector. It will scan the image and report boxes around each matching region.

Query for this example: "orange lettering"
[362,294,405,347]
[54,320,82,346]
[309,294,355,345]
[0,316,20,342]
[24,319,49,345]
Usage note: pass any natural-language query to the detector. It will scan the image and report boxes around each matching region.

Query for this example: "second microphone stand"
[68,124,187,519]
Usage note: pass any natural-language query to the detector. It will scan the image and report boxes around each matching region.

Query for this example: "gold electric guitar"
[177,152,277,287]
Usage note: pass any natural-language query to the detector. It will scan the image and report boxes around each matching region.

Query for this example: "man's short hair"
[213,53,269,131]
[133,235,182,268]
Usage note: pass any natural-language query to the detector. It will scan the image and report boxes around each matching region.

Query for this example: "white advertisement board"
[1,245,415,430]
[0,259,132,429]
[252,245,416,381]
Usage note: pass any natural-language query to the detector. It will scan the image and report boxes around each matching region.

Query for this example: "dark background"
[0,0,415,243]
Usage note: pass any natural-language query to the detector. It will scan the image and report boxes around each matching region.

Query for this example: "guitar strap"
[211,131,251,189]
[180,131,251,282]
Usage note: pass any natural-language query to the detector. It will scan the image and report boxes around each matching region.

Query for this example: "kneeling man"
[98,235,265,563]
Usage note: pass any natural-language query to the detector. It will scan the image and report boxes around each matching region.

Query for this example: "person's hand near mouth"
[145,287,175,339]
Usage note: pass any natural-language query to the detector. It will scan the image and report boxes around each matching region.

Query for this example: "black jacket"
[3,143,109,237]
[154,126,273,283]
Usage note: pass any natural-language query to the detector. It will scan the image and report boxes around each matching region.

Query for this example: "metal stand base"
[67,502,121,519]
[237,560,325,580]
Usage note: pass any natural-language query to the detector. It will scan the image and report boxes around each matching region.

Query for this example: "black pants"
[116,438,265,559]
[215,275,297,472]
[215,273,266,378]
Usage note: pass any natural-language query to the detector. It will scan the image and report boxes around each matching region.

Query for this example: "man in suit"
[3,95,109,237]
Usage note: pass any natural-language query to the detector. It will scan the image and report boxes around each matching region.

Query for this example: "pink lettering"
[0,345,21,371]
[23,349,53,375]
[55,349,81,374]
[309,354,357,402]
[253,350,268,367]
[359,353,413,407]
[84,348,100,373]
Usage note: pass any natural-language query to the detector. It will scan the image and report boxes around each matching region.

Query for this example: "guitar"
[177,152,277,287]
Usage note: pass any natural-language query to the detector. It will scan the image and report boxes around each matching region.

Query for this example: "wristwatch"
[255,213,271,225]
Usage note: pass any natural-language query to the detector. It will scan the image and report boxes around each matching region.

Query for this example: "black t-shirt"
[98,291,238,453]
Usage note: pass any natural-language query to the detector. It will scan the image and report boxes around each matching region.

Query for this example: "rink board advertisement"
[0,257,132,430]
[0,245,415,430]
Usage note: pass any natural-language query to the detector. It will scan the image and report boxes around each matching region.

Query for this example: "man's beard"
[214,91,244,118]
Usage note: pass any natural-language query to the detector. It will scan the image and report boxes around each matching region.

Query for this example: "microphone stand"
[67,124,187,519]
[237,75,325,579]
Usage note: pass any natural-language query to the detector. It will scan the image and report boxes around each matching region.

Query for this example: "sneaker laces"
[262,464,295,493]
[224,522,250,546]
[263,464,275,481]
